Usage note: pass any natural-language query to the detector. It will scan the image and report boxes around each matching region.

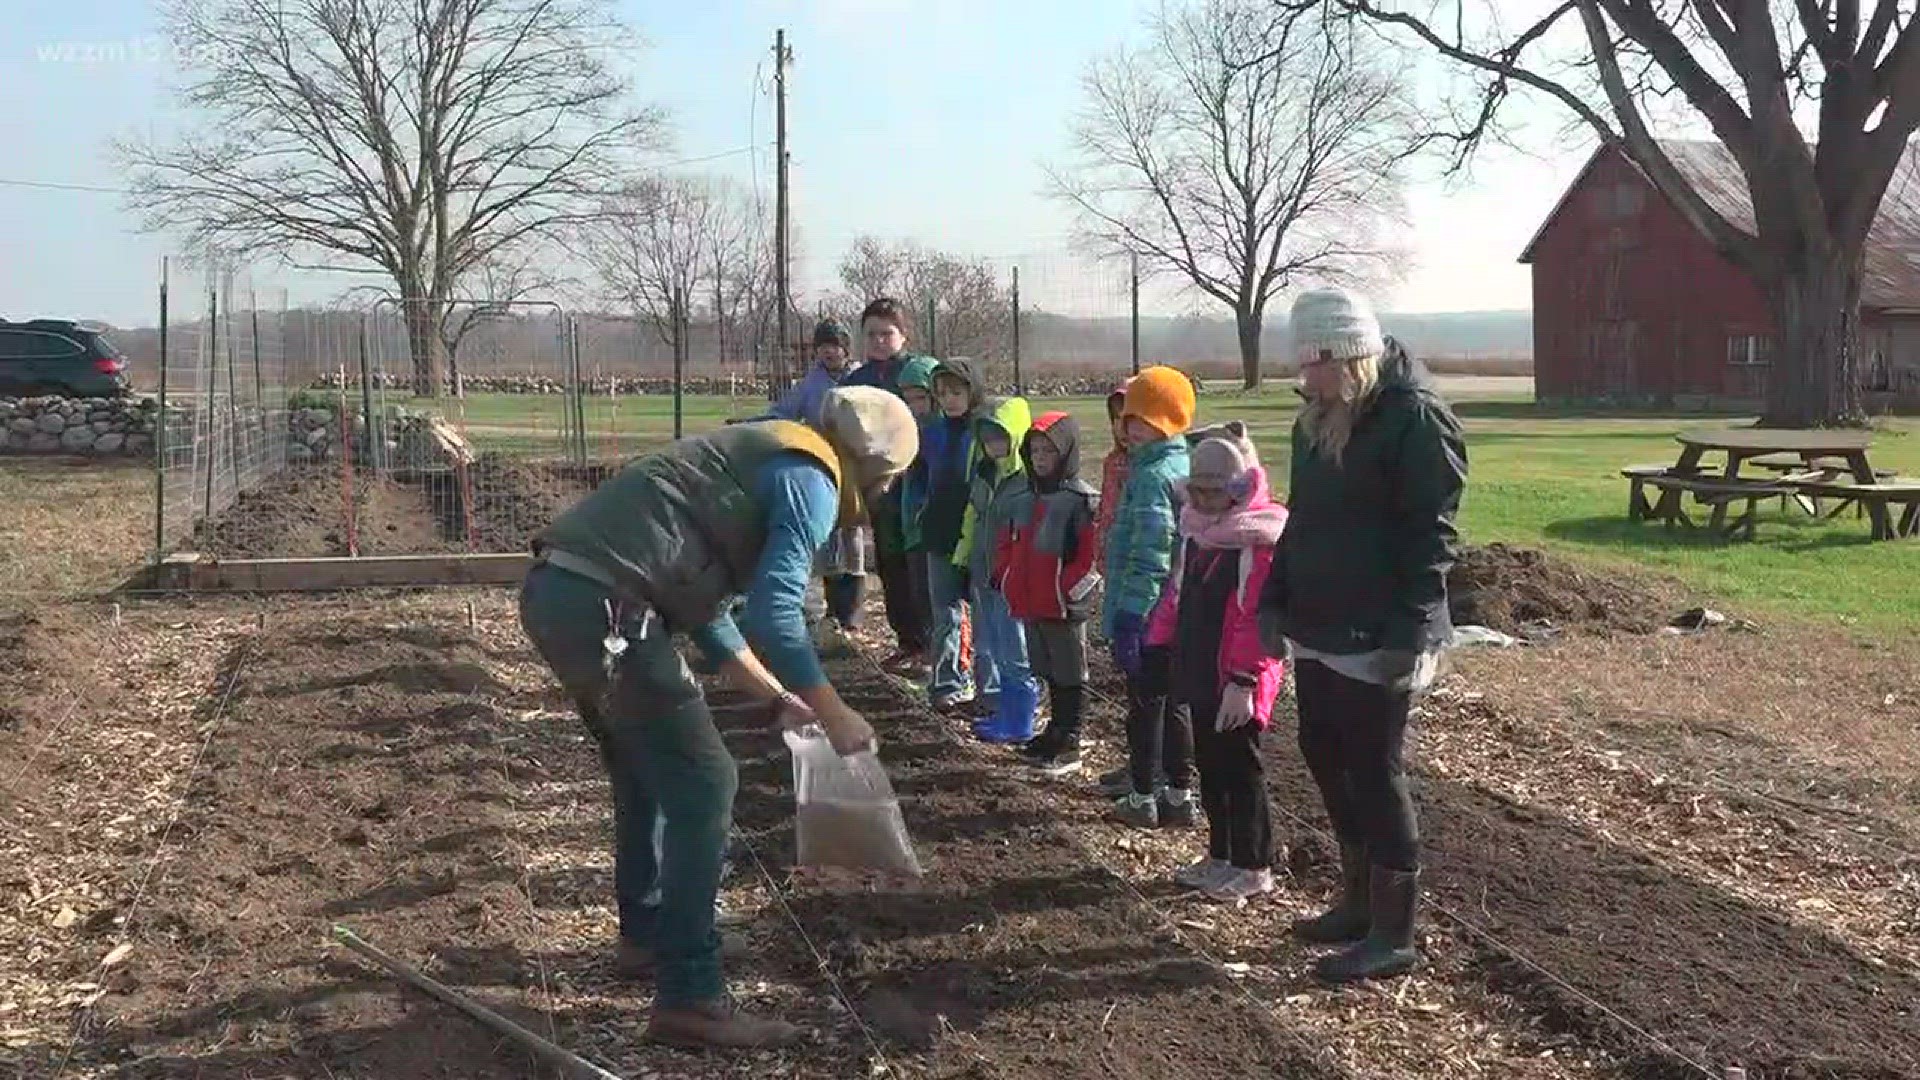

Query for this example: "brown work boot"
[647,997,804,1049]
[612,932,751,981]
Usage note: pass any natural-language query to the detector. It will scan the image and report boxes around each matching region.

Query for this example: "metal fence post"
[573,316,589,466]
[153,259,169,562]
[1012,265,1023,395]
[357,314,377,472]
[1130,251,1142,376]
[202,284,219,525]
[672,287,686,441]
[224,279,241,494]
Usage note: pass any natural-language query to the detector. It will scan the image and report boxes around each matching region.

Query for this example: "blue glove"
[1110,612,1145,678]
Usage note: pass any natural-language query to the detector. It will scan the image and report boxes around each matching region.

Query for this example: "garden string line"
[853,648,1363,1080]
[1075,679,1722,1080]
[52,624,253,1080]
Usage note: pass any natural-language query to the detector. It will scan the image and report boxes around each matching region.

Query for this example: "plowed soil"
[7,582,1918,1080]
[190,457,603,558]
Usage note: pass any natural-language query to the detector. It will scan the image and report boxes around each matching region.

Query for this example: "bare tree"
[1048,0,1416,388]
[117,0,665,397]
[439,250,570,396]
[837,237,1013,367]
[585,176,738,359]
[1302,0,1920,426]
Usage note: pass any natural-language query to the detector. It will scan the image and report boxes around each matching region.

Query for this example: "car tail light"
[95,357,124,375]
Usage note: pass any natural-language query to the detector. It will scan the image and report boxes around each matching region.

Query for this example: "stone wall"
[0,396,156,456]
[306,370,1196,398]
[285,405,451,470]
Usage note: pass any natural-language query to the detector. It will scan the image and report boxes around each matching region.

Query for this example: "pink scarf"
[1178,466,1287,549]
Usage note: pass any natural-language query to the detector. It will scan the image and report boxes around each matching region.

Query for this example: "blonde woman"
[1257,287,1468,984]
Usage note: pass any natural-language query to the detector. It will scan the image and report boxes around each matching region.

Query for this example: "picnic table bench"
[1621,466,1790,540]
[1623,428,1910,541]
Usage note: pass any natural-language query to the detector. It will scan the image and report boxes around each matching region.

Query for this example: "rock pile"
[0,396,157,456]
[285,405,450,470]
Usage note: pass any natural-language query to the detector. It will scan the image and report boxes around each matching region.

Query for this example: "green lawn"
[399,388,1920,631]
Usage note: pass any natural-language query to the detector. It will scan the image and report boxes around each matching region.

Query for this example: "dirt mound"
[1448,543,1675,635]
[192,468,452,558]
[456,456,598,551]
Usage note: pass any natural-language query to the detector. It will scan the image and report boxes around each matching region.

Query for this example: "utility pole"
[773,29,793,377]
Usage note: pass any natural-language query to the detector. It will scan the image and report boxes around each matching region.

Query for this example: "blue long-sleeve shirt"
[687,452,837,690]
[763,362,847,426]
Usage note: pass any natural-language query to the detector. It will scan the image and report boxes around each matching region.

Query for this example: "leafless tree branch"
[117,0,666,394]
[1049,0,1417,387]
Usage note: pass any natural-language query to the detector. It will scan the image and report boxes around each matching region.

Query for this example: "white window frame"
[1726,334,1775,367]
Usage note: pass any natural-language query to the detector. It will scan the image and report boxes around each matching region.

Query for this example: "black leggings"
[1293,658,1420,871]
[1126,646,1194,796]
[1192,699,1272,870]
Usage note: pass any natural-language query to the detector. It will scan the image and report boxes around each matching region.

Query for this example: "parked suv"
[0,319,132,397]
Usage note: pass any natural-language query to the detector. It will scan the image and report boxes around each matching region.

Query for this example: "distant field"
[405,379,1920,629]
[9,373,1918,630]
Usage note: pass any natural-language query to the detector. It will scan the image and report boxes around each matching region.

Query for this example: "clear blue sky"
[2,0,1588,327]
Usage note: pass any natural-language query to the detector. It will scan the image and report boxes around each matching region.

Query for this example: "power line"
[0,147,760,200]
[0,177,127,194]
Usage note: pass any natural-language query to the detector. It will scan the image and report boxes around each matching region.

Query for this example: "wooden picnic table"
[1671,428,1876,481]
[1635,428,1897,539]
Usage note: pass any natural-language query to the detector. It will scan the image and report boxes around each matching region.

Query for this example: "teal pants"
[517,563,737,1007]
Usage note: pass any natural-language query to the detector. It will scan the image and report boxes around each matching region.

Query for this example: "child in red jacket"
[1144,421,1288,901]
[994,412,1100,776]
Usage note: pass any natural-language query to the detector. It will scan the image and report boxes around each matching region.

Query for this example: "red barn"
[1520,140,1920,411]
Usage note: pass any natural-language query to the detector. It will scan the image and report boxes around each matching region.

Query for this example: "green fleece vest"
[535,421,841,630]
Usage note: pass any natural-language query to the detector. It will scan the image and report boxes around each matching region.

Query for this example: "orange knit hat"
[1122,366,1196,439]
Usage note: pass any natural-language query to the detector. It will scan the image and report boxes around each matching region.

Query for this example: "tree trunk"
[402,292,448,398]
[1235,305,1264,390]
[1760,250,1868,427]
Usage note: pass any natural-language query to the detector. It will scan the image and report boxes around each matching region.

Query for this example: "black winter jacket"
[1259,341,1467,656]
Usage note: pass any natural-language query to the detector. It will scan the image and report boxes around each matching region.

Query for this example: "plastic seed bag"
[785,726,922,878]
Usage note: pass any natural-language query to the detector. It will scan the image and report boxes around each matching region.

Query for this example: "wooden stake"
[466,599,477,630]
[331,925,626,1080]
[110,603,122,627]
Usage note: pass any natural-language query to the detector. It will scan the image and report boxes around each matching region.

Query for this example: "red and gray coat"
[993,412,1101,623]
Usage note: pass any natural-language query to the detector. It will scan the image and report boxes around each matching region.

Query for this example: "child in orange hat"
[1099,365,1198,828]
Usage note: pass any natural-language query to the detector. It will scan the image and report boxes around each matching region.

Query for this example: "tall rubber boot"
[1315,867,1420,983]
[1290,840,1371,944]
[973,679,1037,744]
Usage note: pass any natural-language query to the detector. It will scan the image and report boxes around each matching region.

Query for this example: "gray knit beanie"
[1290,287,1384,365]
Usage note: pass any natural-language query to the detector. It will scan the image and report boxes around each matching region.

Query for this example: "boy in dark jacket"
[996,412,1100,775]
[842,298,931,668]
[918,358,987,710]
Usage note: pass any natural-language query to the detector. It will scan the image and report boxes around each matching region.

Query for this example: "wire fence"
[153,260,308,556]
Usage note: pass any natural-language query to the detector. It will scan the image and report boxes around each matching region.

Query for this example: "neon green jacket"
[954,395,1033,576]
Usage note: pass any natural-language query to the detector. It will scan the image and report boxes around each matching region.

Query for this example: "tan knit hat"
[818,386,919,492]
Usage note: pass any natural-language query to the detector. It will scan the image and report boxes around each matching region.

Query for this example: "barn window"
[1726,334,1776,366]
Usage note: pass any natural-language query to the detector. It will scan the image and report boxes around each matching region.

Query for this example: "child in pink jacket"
[1144,421,1288,902]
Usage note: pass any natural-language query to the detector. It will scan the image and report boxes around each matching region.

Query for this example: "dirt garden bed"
[6,538,1919,1080]
[187,455,606,559]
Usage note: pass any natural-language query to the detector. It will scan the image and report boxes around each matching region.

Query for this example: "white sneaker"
[1173,857,1231,890]
[1205,867,1275,902]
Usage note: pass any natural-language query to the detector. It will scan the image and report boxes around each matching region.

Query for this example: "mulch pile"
[1447,543,1677,635]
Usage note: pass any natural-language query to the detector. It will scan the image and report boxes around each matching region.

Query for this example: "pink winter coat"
[1144,467,1288,728]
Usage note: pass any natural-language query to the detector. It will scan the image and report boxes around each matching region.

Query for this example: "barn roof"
[1519,139,1920,310]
